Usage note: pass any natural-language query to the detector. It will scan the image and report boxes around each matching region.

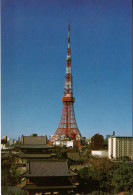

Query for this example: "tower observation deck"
[48,25,82,148]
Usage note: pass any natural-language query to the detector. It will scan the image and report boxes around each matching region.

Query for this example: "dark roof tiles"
[23,161,76,177]
[22,184,76,190]
[18,153,56,158]
[21,136,47,145]
[17,144,53,149]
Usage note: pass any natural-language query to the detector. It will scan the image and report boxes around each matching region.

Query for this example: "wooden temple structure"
[22,160,77,195]
[15,135,57,164]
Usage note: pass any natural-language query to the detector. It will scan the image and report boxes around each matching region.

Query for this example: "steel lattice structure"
[48,24,82,148]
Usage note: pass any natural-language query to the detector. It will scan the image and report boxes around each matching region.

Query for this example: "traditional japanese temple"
[16,134,57,163]
[22,160,77,195]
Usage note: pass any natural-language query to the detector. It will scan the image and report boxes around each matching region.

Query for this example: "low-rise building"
[53,140,76,148]
[108,136,133,159]
[1,144,7,150]
[91,150,108,158]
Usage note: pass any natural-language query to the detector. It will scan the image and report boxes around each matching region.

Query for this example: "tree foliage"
[78,166,109,192]
[78,158,133,194]
[55,146,67,159]
[89,157,113,173]
[112,162,133,193]
[1,158,21,186]
[91,133,104,149]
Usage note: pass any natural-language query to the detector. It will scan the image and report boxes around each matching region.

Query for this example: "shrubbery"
[2,158,21,186]
[78,158,133,193]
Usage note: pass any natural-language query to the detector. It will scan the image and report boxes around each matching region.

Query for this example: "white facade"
[53,140,75,148]
[108,136,133,159]
[91,150,108,158]
[1,144,8,150]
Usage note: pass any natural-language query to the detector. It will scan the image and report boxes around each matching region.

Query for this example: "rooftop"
[18,153,56,158]
[16,144,54,149]
[109,136,133,138]
[22,184,76,190]
[21,135,48,145]
[22,161,77,177]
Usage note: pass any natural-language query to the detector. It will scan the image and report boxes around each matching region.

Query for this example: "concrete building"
[91,150,108,158]
[106,131,115,140]
[108,136,133,159]
[53,140,76,148]
[1,144,7,150]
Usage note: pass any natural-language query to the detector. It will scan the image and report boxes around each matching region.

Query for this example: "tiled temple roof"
[22,161,77,177]
[21,135,48,145]
[22,184,76,190]
[17,144,53,149]
[18,153,56,158]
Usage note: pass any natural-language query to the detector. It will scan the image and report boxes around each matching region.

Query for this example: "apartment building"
[108,136,133,159]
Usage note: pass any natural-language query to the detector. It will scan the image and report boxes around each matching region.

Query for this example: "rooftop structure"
[23,161,76,177]
[21,134,48,145]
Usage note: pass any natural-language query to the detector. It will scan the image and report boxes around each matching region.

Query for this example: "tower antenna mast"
[48,24,82,148]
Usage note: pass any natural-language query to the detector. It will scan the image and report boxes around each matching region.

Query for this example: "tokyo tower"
[49,24,82,148]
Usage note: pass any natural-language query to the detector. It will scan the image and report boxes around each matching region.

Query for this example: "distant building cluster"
[1,131,133,160]
[1,131,133,194]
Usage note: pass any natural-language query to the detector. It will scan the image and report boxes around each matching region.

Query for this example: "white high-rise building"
[108,136,133,159]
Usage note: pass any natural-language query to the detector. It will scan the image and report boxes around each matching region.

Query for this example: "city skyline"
[2,0,132,139]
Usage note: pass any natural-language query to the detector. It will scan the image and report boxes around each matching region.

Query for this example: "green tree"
[78,166,110,192]
[91,133,104,149]
[1,157,21,186]
[112,162,133,193]
[1,160,12,186]
[55,146,67,159]
[78,158,114,193]
[122,156,131,162]
[103,139,108,149]
[89,157,114,173]
[78,167,90,180]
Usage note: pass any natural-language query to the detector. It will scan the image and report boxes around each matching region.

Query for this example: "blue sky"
[2,0,132,139]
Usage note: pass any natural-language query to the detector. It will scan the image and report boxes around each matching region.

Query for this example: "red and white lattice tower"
[49,24,82,148]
